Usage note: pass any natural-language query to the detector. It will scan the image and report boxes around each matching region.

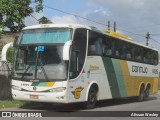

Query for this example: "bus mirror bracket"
[63,40,72,60]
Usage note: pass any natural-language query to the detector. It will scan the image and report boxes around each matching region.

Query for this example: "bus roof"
[22,23,92,30]
[103,30,158,52]
[22,24,158,51]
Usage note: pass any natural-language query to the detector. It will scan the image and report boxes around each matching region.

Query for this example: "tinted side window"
[102,36,158,65]
[88,30,105,56]
[69,29,87,79]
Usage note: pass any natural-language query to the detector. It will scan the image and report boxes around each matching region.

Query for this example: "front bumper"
[12,89,68,103]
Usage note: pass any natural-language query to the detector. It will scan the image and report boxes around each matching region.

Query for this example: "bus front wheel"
[85,86,98,109]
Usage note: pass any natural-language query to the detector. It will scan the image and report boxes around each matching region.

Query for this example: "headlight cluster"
[49,87,66,92]
[12,85,22,91]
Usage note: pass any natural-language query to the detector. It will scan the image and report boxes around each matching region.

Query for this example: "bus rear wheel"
[137,86,145,102]
[144,86,150,100]
[85,86,98,109]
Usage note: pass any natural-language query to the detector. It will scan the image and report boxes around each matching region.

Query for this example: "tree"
[38,16,52,24]
[0,27,2,38]
[0,0,43,32]
[0,14,2,38]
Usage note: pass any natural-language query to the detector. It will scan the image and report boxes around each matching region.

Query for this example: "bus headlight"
[12,85,22,91]
[49,87,66,92]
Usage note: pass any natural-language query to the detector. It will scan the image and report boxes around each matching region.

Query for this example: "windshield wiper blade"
[17,72,33,76]
[21,65,32,80]
[34,47,50,82]
[38,59,50,82]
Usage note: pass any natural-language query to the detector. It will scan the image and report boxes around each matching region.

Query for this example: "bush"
[6,47,15,62]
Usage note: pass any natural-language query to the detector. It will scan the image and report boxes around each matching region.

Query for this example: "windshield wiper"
[21,64,32,80]
[34,50,50,82]
[38,57,50,82]
[17,72,33,76]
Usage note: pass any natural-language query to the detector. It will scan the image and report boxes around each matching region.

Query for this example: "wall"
[0,32,17,100]
[0,32,19,43]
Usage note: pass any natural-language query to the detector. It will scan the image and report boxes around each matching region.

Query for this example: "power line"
[150,34,160,36]
[151,38,160,45]
[42,4,148,39]
[29,14,39,22]
[149,41,160,49]
[31,3,160,48]
[43,4,108,27]
[118,27,146,38]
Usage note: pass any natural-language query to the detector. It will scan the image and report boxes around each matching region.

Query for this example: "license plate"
[30,95,39,99]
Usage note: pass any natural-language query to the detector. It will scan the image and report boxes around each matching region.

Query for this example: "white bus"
[12,24,159,109]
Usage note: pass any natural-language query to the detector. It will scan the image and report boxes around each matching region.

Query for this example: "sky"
[25,0,160,51]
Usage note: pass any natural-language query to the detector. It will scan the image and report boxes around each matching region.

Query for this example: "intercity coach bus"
[12,24,159,109]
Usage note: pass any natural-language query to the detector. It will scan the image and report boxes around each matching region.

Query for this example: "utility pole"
[146,32,150,46]
[114,21,116,32]
[108,21,110,30]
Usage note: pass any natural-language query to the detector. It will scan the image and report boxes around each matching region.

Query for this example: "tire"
[85,86,98,109]
[137,86,145,102]
[144,86,150,100]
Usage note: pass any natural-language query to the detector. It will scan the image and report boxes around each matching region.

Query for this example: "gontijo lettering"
[132,66,148,73]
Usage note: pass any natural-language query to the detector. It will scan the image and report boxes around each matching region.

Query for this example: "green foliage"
[0,24,2,38]
[6,47,15,62]
[0,28,2,38]
[0,42,5,53]
[38,16,52,24]
[0,100,26,108]
[0,0,44,32]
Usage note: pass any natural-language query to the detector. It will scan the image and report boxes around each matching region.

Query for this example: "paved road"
[1,91,160,120]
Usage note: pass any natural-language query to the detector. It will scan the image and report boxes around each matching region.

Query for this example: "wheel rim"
[90,92,96,103]
[145,88,150,98]
[88,90,97,106]
[140,90,144,99]
[139,87,145,101]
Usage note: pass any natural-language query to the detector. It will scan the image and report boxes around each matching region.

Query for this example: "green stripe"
[31,82,54,87]
[31,82,39,86]
[31,82,47,86]
[38,82,47,86]
[102,57,120,98]
[112,59,127,97]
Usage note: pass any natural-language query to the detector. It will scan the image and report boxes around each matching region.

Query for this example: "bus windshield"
[19,28,72,44]
[13,45,68,81]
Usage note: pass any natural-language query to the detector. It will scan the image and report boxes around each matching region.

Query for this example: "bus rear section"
[86,29,159,103]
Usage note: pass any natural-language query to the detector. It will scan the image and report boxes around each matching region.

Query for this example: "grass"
[0,100,26,109]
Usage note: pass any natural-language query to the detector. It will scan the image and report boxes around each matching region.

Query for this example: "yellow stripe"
[45,82,55,87]
[119,60,157,97]
[153,78,158,94]
[103,30,133,41]
[119,60,132,96]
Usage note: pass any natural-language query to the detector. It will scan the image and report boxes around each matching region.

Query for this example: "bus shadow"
[96,96,157,109]
[20,96,157,112]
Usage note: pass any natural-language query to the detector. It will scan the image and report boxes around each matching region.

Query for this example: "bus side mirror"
[63,40,72,60]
